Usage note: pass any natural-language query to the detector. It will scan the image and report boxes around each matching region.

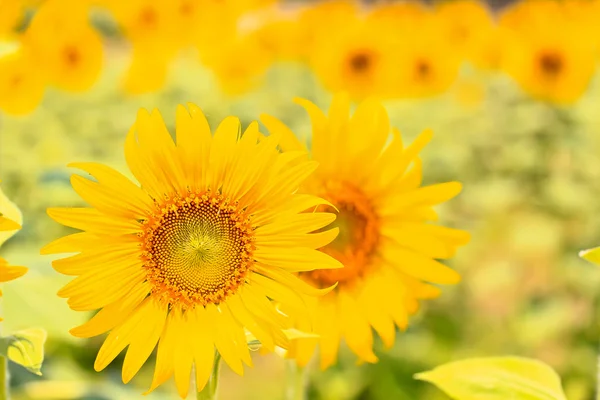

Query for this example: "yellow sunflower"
[498,0,596,104]
[434,0,495,64]
[308,13,400,100]
[0,185,28,300]
[0,44,46,115]
[42,104,341,397]
[25,0,103,92]
[0,0,25,39]
[261,93,469,368]
[391,14,462,99]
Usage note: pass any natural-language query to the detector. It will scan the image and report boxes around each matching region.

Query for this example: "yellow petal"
[122,298,168,383]
[384,246,461,285]
[47,208,142,235]
[94,297,159,371]
[70,281,150,338]
[259,113,306,152]
[339,291,378,363]
[254,247,342,272]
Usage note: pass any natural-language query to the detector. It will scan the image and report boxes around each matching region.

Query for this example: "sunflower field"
[1,0,600,399]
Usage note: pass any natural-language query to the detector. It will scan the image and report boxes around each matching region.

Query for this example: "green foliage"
[415,357,568,400]
[0,328,46,376]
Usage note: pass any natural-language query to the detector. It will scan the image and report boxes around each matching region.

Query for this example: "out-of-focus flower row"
[1,0,599,115]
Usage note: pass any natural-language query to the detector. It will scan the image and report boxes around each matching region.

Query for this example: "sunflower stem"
[596,348,600,400]
[0,355,8,400]
[197,351,222,400]
[285,360,307,400]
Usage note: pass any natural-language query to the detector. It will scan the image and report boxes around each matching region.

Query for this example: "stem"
[0,356,8,400]
[285,360,307,400]
[197,351,222,400]
[596,349,600,400]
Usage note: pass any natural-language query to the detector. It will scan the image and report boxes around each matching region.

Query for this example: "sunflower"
[498,1,596,104]
[0,45,46,115]
[24,0,103,92]
[0,0,25,39]
[122,45,170,95]
[390,14,462,99]
[308,13,400,100]
[43,104,341,397]
[434,0,495,64]
[201,34,273,96]
[0,185,28,300]
[260,93,469,368]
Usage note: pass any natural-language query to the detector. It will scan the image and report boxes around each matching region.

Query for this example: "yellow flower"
[43,105,341,397]
[308,13,399,100]
[104,0,177,49]
[0,185,27,298]
[122,45,170,95]
[250,13,309,62]
[298,0,358,49]
[0,0,25,39]
[201,34,273,96]
[25,0,103,92]
[498,0,596,104]
[261,94,469,368]
[0,44,46,115]
[434,0,495,64]
[392,15,462,99]
[365,4,461,99]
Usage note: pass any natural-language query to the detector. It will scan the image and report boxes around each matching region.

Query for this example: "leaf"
[0,328,47,376]
[415,356,568,400]
[579,247,600,265]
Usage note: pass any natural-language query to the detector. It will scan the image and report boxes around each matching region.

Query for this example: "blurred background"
[2,0,600,399]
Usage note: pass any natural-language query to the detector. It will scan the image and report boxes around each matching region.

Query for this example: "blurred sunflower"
[308,14,399,100]
[0,0,25,39]
[0,45,46,115]
[122,45,170,95]
[261,93,469,368]
[0,185,28,302]
[104,0,178,93]
[391,15,462,99]
[43,104,341,397]
[250,13,308,62]
[298,0,358,49]
[202,34,273,96]
[499,1,596,104]
[435,0,494,64]
[25,0,103,92]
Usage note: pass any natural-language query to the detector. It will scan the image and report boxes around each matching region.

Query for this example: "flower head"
[43,104,341,397]
[261,93,469,368]
[25,0,103,92]
[0,45,46,115]
[498,0,596,104]
[308,13,399,100]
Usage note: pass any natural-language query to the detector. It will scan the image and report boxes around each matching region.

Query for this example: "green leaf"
[415,356,568,400]
[0,328,47,376]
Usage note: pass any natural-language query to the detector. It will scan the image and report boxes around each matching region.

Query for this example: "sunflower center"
[63,46,80,67]
[139,7,158,29]
[179,0,194,16]
[539,51,563,77]
[349,51,372,74]
[303,181,380,287]
[415,58,432,81]
[141,192,255,308]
